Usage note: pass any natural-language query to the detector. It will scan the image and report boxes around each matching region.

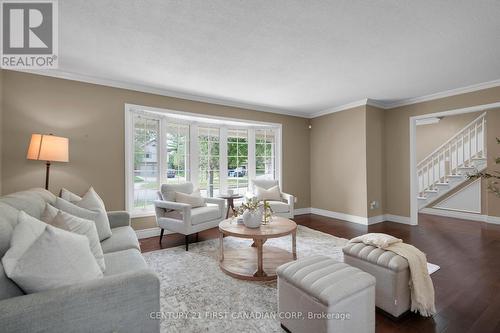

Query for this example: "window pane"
[228,129,248,194]
[255,129,276,180]
[166,123,190,184]
[199,127,220,197]
[133,115,159,212]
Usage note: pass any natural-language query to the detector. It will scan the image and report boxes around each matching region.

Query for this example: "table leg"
[253,238,267,277]
[219,231,224,262]
[292,230,297,260]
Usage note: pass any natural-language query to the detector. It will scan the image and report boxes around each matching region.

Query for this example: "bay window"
[125,104,281,217]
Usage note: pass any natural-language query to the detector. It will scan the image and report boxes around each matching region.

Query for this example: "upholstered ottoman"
[277,256,376,333]
[342,243,411,318]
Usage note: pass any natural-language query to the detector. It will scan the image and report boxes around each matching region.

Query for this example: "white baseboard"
[294,208,312,215]
[384,214,413,225]
[310,208,370,225]
[420,207,500,224]
[302,208,412,226]
[135,227,170,239]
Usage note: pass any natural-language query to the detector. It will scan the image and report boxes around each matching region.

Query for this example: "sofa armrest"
[281,192,295,205]
[107,210,131,228]
[0,270,160,333]
[205,197,225,218]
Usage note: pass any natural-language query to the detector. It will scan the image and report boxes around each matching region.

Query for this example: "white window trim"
[124,103,282,218]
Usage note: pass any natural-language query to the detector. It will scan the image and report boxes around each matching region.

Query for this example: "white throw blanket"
[349,234,436,317]
[385,242,436,317]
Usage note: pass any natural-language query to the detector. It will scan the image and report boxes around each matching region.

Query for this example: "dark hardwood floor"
[140,213,500,333]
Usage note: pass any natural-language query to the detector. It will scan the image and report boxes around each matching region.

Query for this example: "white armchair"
[250,179,295,218]
[154,182,224,250]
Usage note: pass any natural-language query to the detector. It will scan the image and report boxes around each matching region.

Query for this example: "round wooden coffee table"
[218,216,297,281]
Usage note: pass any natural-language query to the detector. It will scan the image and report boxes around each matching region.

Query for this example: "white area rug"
[143,225,348,333]
[143,226,440,332]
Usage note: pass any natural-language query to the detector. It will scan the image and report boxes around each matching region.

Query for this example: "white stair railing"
[417,112,487,197]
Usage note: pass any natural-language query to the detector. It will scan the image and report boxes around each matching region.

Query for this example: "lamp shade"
[27,134,69,162]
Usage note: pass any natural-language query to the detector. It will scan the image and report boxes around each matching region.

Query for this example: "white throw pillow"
[57,187,112,241]
[255,185,282,201]
[2,211,103,294]
[175,191,206,208]
[349,233,403,249]
[41,204,105,272]
[60,188,82,203]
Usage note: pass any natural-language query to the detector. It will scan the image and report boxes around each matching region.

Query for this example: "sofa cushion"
[0,189,56,220]
[160,183,194,202]
[277,255,375,306]
[342,242,409,272]
[175,191,206,208]
[100,226,140,253]
[42,204,106,272]
[103,249,148,276]
[267,200,290,213]
[252,179,278,191]
[59,188,113,241]
[2,212,103,294]
[255,185,282,201]
[191,203,221,225]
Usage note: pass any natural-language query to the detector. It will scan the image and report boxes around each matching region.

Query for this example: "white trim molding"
[421,207,500,225]
[307,208,412,226]
[14,70,500,120]
[294,208,312,215]
[135,227,163,239]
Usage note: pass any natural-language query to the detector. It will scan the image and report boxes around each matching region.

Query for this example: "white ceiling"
[52,1,500,116]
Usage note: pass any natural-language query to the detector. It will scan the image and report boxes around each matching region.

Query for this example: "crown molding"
[8,69,500,119]
[10,69,310,118]
[382,79,500,109]
[309,98,370,118]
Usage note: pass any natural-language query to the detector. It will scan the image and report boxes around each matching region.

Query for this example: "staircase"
[417,112,487,209]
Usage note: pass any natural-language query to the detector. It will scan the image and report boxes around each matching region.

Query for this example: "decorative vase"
[242,208,262,228]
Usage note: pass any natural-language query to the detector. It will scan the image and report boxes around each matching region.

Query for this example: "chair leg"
[195,232,199,243]
[159,229,164,245]
[185,235,189,251]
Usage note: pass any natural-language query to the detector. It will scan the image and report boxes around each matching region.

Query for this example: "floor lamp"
[26,134,69,190]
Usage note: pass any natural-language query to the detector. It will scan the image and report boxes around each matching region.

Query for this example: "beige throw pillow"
[42,204,105,272]
[58,187,112,241]
[349,233,403,249]
[255,185,282,201]
[175,191,206,208]
[2,212,103,294]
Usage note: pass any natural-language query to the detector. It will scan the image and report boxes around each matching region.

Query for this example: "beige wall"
[384,86,500,218]
[310,106,369,217]
[416,111,483,162]
[1,70,311,229]
[365,106,385,217]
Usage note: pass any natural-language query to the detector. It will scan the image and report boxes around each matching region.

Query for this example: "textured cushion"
[103,249,148,276]
[267,200,290,213]
[0,189,56,220]
[161,183,194,202]
[60,188,83,203]
[2,212,103,294]
[277,255,375,306]
[100,226,141,253]
[255,185,282,201]
[62,187,113,241]
[191,203,221,225]
[55,194,111,242]
[41,204,105,272]
[252,179,278,191]
[175,191,206,208]
[342,242,409,272]
[349,233,402,249]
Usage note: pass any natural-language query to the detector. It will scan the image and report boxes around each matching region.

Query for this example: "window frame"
[125,104,282,217]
